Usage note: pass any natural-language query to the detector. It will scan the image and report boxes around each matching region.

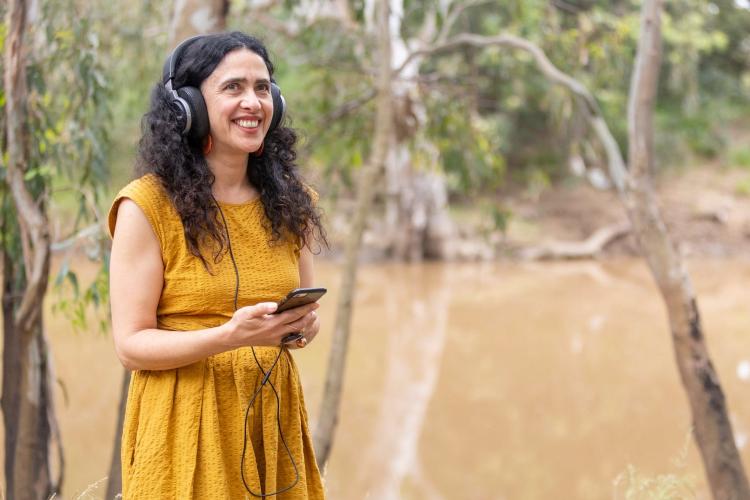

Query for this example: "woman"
[108,32,327,499]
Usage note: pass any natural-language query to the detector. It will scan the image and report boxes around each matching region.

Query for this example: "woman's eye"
[225,82,240,91]
[257,84,270,93]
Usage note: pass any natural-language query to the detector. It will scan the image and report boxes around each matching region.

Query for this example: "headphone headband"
[163,35,205,90]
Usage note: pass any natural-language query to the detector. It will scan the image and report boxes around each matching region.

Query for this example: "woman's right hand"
[222,301,320,348]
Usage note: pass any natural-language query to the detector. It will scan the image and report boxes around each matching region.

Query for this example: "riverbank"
[499,164,750,260]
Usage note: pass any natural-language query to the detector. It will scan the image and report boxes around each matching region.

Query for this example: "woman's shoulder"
[116,173,168,202]
[108,173,174,238]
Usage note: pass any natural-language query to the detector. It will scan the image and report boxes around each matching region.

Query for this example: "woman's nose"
[241,93,261,111]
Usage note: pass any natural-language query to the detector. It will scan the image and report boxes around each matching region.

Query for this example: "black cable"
[215,200,300,498]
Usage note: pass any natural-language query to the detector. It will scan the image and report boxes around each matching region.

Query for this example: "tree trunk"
[168,0,229,47]
[1,313,57,500]
[313,0,394,471]
[382,0,453,261]
[2,0,60,497]
[105,369,131,500]
[624,1,750,498]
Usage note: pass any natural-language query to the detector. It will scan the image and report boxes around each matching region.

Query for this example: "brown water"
[40,259,750,499]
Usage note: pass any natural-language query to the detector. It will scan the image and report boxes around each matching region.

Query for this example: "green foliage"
[224,0,749,206]
[53,252,110,334]
[730,146,750,169]
[426,96,506,194]
[655,106,727,161]
[489,203,512,234]
[1,0,114,330]
[436,0,748,188]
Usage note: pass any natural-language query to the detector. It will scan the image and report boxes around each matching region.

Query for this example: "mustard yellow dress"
[108,174,325,499]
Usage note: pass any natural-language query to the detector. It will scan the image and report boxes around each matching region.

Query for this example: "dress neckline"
[215,197,262,208]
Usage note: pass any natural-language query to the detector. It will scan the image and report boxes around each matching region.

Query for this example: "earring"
[252,142,264,157]
[203,135,213,156]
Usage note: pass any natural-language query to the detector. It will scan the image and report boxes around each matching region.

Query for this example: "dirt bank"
[499,165,750,260]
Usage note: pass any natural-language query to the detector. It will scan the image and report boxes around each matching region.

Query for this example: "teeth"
[237,119,259,128]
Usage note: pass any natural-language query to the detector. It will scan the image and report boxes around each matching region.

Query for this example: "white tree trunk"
[169,0,229,47]
[381,0,453,261]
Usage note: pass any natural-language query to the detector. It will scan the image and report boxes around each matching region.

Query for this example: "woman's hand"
[222,301,320,348]
[284,309,320,349]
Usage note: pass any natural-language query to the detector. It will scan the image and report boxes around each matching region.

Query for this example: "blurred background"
[2,0,750,498]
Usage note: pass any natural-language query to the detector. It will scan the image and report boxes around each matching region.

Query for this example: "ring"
[296,337,308,348]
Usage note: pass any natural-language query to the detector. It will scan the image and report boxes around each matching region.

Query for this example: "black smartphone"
[276,287,327,344]
[275,287,327,314]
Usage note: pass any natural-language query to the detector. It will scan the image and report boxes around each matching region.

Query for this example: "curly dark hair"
[136,32,326,267]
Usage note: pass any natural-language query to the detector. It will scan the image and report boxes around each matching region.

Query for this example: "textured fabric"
[108,174,325,499]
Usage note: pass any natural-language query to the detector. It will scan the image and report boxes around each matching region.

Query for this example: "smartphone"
[276,287,326,344]
[275,287,327,314]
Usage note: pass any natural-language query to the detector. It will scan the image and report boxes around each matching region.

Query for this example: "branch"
[435,0,492,44]
[518,222,630,260]
[322,88,377,123]
[50,224,102,253]
[393,32,629,193]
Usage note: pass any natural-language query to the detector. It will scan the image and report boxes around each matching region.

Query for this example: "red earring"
[203,135,213,156]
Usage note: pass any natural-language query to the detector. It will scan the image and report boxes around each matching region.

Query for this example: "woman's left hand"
[284,310,320,349]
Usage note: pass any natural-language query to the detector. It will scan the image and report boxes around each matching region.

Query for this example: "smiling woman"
[107,32,327,499]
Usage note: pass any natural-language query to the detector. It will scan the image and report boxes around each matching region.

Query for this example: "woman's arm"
[110,199,318,371]
[298,240,315,288]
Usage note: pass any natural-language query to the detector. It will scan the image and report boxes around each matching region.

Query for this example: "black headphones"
[162,35,287,142]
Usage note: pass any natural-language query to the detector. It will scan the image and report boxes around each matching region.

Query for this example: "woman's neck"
[206,153,257,204]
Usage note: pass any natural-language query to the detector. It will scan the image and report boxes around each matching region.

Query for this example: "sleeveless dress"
[108,174,325,499]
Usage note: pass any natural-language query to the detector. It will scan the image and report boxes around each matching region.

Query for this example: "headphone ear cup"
[176,86,209,141]
[268,83,286,134]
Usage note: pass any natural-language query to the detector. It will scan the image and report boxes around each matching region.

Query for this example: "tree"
[2,2,59,496]
[623,1,748,496]
[1,0,109,497]
[169,0,230,46]
[312,0,395,469]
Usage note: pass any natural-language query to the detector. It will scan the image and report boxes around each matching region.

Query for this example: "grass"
[729,145,750,170]
[612,431,697,500]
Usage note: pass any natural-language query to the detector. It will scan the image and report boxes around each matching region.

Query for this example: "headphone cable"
[215,200,300,497]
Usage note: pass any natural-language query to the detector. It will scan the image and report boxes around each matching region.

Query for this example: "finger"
[305,318,320,341]
[288,311,317,331]
[239,302,278,318]
[276,302,319,322]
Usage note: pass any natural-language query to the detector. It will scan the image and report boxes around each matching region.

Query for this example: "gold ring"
[296,337,308,348]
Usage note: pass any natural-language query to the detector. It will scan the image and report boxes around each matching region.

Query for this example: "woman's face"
[200,48,273,157]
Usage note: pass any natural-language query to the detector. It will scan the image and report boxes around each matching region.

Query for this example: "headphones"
[162,35,287,142]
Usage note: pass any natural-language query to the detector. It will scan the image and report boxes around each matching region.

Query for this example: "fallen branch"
[518,222,630,260]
